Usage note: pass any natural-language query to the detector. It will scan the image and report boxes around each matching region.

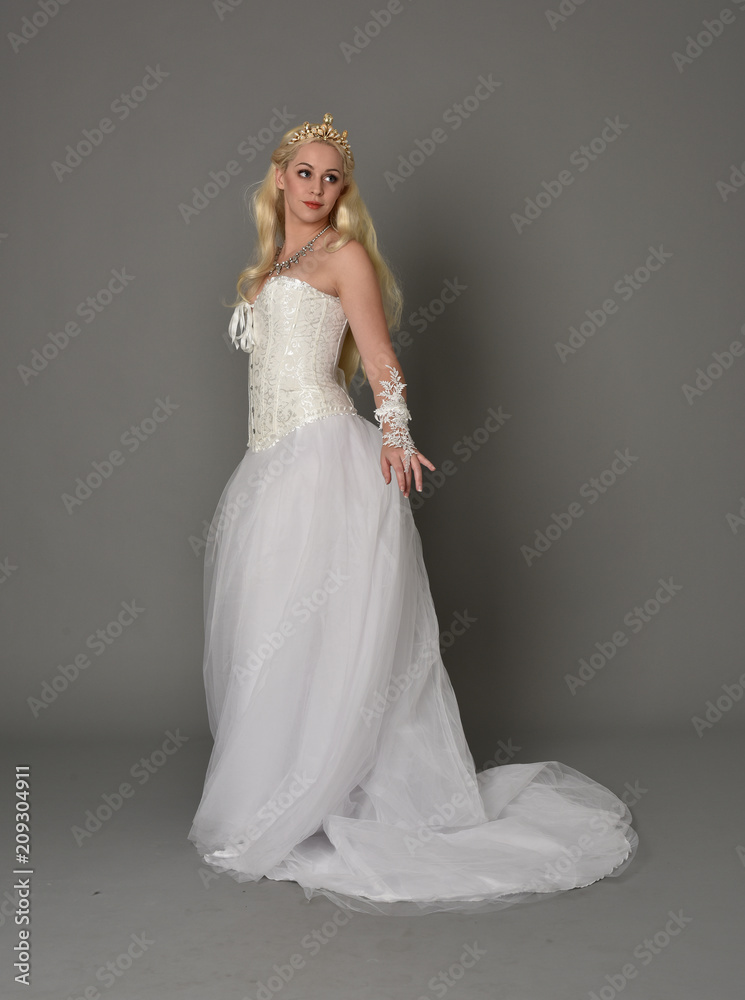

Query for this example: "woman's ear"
[275,165,285,190]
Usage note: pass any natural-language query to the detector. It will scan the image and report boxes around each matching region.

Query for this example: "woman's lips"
[304,201,321,208]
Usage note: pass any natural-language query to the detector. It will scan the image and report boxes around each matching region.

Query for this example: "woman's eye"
[297,170,338,183]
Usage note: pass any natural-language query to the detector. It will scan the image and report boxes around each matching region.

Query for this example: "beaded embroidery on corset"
[236,276,358,451]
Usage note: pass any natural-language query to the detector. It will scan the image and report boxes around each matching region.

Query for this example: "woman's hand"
[380,446,436,498]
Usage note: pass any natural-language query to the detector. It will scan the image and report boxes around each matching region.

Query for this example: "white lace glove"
[373,364,418,473]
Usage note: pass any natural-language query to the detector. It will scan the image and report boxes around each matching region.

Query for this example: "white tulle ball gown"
[188,275,638,916]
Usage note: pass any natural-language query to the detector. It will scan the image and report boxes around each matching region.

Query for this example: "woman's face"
[276,141,345,229]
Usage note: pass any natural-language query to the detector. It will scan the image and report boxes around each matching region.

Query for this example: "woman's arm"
[335,241,435,496]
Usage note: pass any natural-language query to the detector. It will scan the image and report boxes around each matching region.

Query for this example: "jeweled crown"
[287,113,354,169]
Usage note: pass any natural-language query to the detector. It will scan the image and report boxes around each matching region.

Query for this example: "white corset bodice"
[228,276,358,451]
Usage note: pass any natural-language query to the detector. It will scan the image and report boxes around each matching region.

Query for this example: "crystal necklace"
[267,224,331,278]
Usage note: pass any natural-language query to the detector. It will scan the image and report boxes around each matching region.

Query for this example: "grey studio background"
[1,1,744,999]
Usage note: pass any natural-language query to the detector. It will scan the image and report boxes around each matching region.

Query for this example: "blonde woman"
[189,114,638,916]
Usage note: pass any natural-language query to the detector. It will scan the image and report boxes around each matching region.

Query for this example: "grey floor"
[1,731,742,1000]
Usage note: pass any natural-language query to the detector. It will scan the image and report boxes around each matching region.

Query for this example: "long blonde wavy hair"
[230,125,403,389]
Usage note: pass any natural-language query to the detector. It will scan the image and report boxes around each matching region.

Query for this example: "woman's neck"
[280,217,331,256]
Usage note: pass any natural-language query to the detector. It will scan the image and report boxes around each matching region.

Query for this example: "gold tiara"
[287,113,354,169]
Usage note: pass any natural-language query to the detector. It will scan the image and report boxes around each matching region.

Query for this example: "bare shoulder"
[331,239,377,291]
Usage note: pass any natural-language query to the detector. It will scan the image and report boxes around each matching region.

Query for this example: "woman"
[188,114,638,916]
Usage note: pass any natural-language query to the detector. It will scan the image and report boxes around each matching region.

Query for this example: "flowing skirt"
[188,413,638,916]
